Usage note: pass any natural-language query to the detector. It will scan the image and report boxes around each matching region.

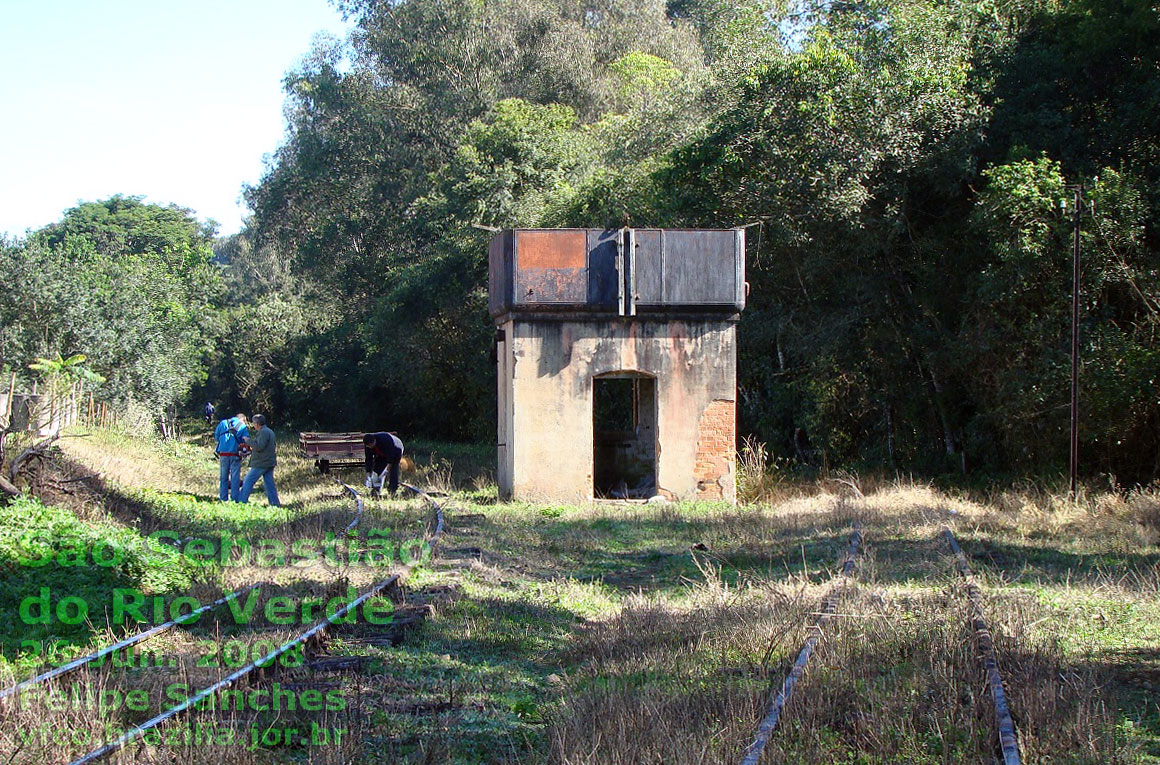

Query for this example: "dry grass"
[5,430,1159,763]
[540,484,1158,763]
[1131,491,1160,547]
[59,427,209,493]
[547,556,1133,764]
[547,581,808,764]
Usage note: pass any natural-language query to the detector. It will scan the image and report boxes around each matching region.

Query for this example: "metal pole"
[1069,185,1082,500]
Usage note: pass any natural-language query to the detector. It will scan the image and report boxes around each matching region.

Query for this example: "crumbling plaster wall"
[498,317,737,503]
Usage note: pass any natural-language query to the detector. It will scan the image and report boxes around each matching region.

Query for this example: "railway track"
[0,477,364,704]
[943,526,1021,765]
[740,525,862,765]
[2,474,443,764]
[740,523,1021,765]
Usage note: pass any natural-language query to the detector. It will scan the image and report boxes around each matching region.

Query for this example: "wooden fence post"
[4,372,15,423]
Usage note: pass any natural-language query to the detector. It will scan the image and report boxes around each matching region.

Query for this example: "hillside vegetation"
[0,0,1157,484]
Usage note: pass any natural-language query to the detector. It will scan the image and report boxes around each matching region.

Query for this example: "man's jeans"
[368,460,400,496]
[219,456,242,502]
[240,466,280,506]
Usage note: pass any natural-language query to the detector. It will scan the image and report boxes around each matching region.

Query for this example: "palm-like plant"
[28,353,106,432]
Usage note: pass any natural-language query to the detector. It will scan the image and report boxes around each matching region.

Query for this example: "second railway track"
[0,476,369,705]
[741,520,1022,765]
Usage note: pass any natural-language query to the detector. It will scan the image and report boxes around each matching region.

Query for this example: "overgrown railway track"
[741,522,1022,765]
[0,477,364,704]
[943,526,1021,765]
[2,473,443,764]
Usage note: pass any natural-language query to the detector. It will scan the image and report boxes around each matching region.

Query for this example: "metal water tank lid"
[488,227,745,319]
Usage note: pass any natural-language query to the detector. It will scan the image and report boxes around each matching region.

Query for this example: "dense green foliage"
[5,0,1157,483]
[0,196,218,413]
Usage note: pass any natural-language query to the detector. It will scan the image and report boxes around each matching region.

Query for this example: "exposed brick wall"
[695,399,736,500]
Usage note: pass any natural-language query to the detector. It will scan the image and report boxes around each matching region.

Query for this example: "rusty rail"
[740,526,862,765]
[0,585,258,702]
[68,481,443,764]
[943,528,1021,765]
[0,479,366,703]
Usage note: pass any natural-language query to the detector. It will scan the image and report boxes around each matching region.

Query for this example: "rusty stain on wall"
[517,230,586,269]
[491,228,743,504]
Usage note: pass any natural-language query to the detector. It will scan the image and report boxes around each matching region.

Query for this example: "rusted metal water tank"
[488,228,745,318]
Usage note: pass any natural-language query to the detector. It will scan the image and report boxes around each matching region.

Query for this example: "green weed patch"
[0,495,196,671]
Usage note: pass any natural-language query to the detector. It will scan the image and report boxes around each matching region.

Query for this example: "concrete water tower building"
[489,228,745,504]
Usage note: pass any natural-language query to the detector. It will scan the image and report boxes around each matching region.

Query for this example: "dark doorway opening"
[593,373,657,498]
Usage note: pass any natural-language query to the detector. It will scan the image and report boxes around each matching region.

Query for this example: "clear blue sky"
[0,0,351,239]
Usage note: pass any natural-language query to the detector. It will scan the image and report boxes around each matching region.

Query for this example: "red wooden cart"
[298,432,365,473]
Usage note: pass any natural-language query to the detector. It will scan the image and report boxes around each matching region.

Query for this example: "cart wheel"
[317,459,330,474]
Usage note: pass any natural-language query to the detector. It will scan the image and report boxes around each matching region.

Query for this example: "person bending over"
[364,431,404,497]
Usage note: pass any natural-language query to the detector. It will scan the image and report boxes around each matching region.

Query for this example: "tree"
[965,159,1160,480]
[644,1,998,469]
[36,195,217,280]
[0,199,219,416]
[227,0,1160,483]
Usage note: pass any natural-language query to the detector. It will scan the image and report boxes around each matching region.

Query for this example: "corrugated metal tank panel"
[488,228,744,318]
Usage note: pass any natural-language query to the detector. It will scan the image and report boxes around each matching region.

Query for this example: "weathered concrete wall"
[497,320,515,499]
[497,318,737,503]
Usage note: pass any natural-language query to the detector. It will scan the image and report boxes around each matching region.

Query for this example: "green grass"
[120,485,308,535]
[5,431,1159,763]
[0,494,197,673]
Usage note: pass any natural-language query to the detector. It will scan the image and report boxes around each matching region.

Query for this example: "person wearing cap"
[239,414,280,506]
[364,431,404,497]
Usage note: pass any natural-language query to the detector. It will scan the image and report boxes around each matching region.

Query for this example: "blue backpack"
[215,418,250,457]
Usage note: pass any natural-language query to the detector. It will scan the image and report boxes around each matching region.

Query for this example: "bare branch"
[8,434,60,482]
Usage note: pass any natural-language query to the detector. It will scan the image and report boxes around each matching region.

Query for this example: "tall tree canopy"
[1,197,218,413]
[156,0,1160,482]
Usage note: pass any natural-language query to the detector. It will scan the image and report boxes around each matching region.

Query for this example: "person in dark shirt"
[364,431,404,497]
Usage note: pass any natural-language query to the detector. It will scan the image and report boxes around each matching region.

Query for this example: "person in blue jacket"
[364,431,404,497]
[213,413,250,502]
